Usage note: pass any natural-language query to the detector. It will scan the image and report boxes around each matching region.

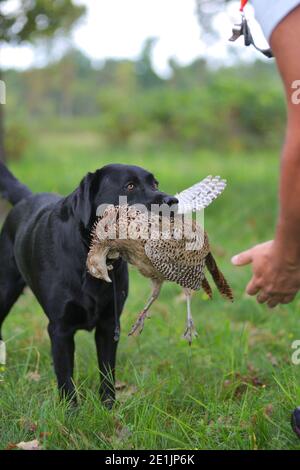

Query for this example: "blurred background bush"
[3,43,284,154]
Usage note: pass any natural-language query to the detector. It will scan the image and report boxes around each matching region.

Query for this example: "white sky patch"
[72,0,205,76]
[0,0,270,75]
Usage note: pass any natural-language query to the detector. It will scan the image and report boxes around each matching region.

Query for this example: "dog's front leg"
[95,317,119,409]
[48,324,76,405]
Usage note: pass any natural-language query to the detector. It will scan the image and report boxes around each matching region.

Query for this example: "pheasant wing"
[175,175,226,214]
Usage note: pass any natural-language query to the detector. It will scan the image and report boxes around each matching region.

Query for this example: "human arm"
[232,5,300,307]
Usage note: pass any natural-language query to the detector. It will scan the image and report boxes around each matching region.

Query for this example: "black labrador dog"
[0,162,177,406]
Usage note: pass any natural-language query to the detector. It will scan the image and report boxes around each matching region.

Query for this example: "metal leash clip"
[229,15,273,59]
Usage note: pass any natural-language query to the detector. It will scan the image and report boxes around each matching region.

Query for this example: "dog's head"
[76,163,178,228]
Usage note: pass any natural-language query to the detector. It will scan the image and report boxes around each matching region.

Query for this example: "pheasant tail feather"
[205,252,233,302]
[201,277,213,299]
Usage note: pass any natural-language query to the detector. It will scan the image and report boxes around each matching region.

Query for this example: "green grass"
[1,130,300,449]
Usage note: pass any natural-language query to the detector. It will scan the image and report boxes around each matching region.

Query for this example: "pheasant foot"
[128,310,149,336]
[182,317,198,345]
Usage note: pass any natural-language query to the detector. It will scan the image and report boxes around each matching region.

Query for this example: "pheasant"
[87,176,233,343]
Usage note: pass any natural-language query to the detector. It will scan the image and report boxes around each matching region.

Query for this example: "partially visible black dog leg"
[95,311,119,409]
[292,407,300,438]
[48,324,76,405]
[0,229,25,339]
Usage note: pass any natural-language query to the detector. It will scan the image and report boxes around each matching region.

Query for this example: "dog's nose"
[163,195,178,206]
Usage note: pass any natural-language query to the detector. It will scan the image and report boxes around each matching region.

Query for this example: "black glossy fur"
[0,162,177,406]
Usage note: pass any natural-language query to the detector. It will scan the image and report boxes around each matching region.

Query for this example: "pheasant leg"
[182,289,198,345]
[129,281,162,336]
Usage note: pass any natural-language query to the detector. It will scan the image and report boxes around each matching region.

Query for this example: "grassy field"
[0,130,300,450]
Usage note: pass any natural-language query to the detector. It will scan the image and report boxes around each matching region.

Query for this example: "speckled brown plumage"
[201,277,213,300]
[87,205,233,342]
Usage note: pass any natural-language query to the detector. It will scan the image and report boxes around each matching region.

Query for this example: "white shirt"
[252,0,300,41]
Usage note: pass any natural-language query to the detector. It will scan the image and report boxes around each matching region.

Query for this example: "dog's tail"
[0,161,32,205]
[205,252,234,302]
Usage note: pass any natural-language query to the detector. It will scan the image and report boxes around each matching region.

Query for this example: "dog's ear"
[75,170,103,228]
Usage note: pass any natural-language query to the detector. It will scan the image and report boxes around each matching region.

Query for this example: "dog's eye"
[153,181,159,190]
[126,183,135,191]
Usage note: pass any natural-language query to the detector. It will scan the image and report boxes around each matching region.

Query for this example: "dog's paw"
[100,391,115,410]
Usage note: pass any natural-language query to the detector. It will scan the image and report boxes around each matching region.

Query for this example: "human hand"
[231,240,300,307]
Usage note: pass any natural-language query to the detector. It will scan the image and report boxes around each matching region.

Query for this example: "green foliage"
[0,0,85,43]
[0,0,86,162]
[5,122,30,160]
[5,43,285,153]
[97,60,285,151]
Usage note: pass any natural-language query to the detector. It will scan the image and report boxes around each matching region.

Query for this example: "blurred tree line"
[5,36,285,156]
[0,0,85,161]
[2,0,284,159]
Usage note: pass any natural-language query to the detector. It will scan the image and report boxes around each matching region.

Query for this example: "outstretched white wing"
[175,175,226,214]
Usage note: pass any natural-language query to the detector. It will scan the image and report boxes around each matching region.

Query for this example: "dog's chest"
[71,261,128,332]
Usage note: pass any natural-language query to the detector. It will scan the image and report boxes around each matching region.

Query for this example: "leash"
[111,269,120,342]
[240,0,248,12]
[229,0,273,58]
